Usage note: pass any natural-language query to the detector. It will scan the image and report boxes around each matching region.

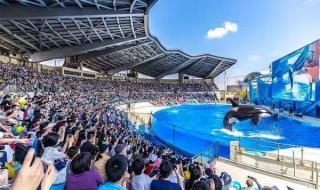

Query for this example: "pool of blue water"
[151,104,320,158]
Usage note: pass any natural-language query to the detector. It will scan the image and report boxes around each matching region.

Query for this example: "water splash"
[247,133,283,140]
[218,129,244,137]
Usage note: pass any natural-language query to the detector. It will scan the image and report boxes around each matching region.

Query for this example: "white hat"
[149,154,157,162]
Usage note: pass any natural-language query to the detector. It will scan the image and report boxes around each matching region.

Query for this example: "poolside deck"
[124,102,320,189]
[215,158,315,190]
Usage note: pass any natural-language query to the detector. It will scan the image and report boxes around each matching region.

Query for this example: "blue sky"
[149,0,320,88]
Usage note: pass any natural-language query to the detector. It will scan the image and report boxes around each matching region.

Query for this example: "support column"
[79,62,83,70]
[127,69,138,81]
[178,73,184,83]
[224,69,227,102]
[37,63,41,72]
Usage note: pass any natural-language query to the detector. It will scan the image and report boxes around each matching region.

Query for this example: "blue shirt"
[98,182,127,190]
[150,179,181,190]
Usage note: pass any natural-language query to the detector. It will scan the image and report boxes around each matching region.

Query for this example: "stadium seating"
[0,61,278,190]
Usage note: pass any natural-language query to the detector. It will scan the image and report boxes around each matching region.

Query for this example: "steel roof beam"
[43,20,73,46]
[130,16,136,38]
[205,60,224,79]
[9,20,50,50]
[180,57,206,74]
[0,45,10,51]
[29,35,146,62]
[133,53,173,71]
[79,0,113,10]
[147,52,175,64]
[90,58,111,69]
[108,53,166,75]
[0,42,12,50]
[130,0,138,13]
[144,43,158,55]
[0,34,29,52]
[74,0,83,8]
[57,18,81,45]
[12,19,61,49]
[96,57,118,68]
[77,40,151,61]
[93,0,100,9]
[53,0,65,7]
[82,63,100,72]
[87,17,103,42]
[113,0,117,10]
[71,18,93,43]
[35,0,46,6]
[155,58,199,79]
[102,17,114,40]
[21,20,59,45]
[17,0,43,6]
[0,23,40,51]
[84,60,106,71]
[116,17,125,38]
[0,5,144,20]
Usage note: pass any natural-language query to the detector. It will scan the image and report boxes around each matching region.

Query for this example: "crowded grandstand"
[0,0,319,190]
[0,61,277,190]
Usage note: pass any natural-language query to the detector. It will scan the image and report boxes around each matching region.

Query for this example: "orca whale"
[223,98,273,131]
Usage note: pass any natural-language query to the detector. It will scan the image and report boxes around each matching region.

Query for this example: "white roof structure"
[0,0,236,79]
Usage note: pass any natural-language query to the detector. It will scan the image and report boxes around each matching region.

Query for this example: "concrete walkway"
[215,159,315,190]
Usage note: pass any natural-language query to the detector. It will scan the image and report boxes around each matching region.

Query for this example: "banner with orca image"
[272,40,320,101]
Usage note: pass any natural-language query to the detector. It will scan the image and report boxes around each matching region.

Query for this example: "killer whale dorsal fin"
[228,98,239,107]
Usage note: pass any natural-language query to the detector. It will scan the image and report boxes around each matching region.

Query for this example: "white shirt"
[131,174,152,190]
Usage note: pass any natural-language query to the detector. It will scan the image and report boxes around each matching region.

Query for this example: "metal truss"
[181,57,235,79]
[0,0,151,12]
[135,52,189,77]
[78,36,236,79]
[0,1,151,60]
[81,38,165,73]
[0,0,237,79]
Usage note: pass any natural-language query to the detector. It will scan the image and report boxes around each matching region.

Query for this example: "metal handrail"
[151,112,320,186]
[152,113,300,149]
[192,143,215,160]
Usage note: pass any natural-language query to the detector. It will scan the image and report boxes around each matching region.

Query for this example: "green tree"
[239,90,248,101]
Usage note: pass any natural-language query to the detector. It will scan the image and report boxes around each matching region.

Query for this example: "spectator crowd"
[0,61,278,190]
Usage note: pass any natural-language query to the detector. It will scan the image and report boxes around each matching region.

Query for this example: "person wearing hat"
[144,154,157,176]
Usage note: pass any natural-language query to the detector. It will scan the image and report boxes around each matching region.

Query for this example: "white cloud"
[248,54,262,62]
[206,22,238,39]
[224,22,238,32]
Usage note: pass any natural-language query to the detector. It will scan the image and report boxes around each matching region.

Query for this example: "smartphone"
[150,168,160,178]
[15,143,34,165]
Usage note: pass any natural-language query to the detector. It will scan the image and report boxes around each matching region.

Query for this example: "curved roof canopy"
[0,0,236,79]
